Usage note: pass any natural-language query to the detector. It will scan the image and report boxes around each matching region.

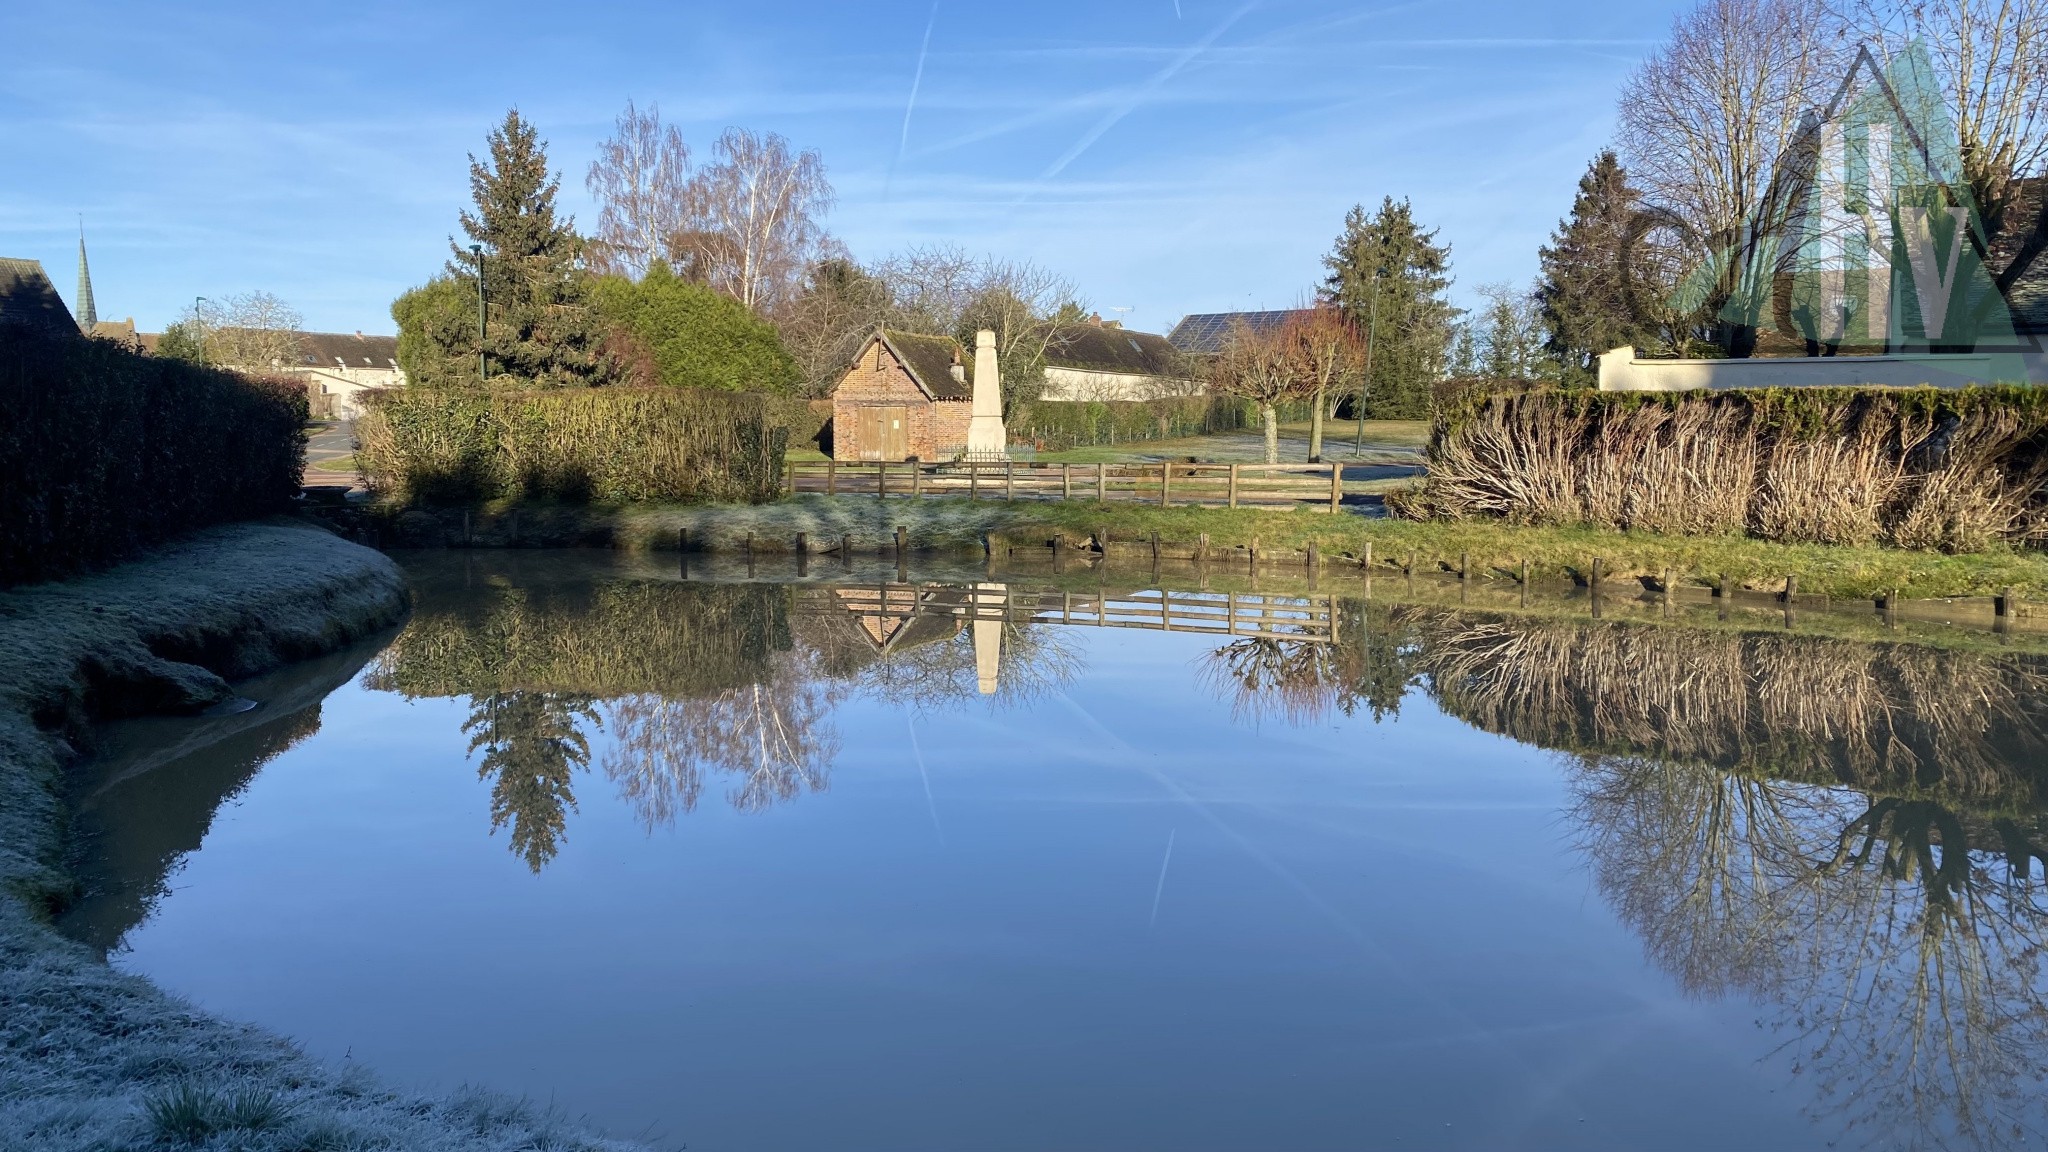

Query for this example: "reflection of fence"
[797,583,1338,644]
[786,460,1349,510]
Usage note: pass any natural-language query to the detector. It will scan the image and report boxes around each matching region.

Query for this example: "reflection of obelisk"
[966,328,1006,461]
[972,582,1006,695]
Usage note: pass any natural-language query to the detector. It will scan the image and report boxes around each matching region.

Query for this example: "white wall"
[1040,365,1202,402]
[1596,346,2048,392]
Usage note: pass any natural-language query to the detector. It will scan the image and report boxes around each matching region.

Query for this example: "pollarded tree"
[447,109,608,389]
[1320,197,1457,421]
[1213,319,1306,464]
[1538,151,1665,378]
[1280,306,1364,462]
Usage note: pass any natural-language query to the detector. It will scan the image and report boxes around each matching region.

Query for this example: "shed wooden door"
[860,405,910,461]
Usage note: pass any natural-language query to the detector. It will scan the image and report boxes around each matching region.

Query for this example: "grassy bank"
[0,522,642,1152]
[377,495,2048,604]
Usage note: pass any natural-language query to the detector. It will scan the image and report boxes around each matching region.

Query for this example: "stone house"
[829,330,974,461]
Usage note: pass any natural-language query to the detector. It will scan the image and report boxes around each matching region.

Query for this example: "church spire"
[75,221,98,332]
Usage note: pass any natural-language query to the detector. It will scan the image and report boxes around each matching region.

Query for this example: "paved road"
[302,422,355,487]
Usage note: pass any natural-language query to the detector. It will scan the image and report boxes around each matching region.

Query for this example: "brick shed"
[830,330,974,462]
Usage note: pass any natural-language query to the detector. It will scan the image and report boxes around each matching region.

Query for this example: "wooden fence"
[785,459,1350,510]
[797,583,1338,643]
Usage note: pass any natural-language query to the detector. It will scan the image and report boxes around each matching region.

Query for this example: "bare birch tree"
[1618,0,1844,353]
[185,291,305,370]
[1832,0,2048,289]
[584,100,691,279]
[675,128,835,314]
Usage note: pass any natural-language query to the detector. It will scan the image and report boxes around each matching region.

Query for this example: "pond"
[60,551,2048,1152]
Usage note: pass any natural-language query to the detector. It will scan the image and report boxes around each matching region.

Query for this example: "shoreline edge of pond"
[0,521,647,1152]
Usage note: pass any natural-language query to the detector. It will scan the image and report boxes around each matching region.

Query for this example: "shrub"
[1403,386,2048,552]
[1011,395,1255,451]
[356,385,787,505]
[0,329,307,587]
[591,264,800,394]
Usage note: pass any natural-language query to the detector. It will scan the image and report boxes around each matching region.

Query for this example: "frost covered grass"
[0,521,649,1152]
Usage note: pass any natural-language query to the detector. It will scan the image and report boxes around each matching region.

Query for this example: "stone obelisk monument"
[965,328,1007,461]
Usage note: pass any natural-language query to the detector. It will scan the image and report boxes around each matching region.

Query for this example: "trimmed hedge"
[357,385,787,505]
[0,330,308,586]
[1404,386,2048,552]
[1011,395,1261,451]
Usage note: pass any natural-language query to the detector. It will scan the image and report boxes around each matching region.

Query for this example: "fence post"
[970,464,979,501]
[783,460,794,495]
[1228,463,1239,509]
[877,462,888,500]
[1097,463,1107,502]
[1783,574,1797,603]
[1062,463,1072,501]
[1160,462,1170,507]
[1329,462,1342,511]
[826,458,837,496]
[1307,542,1319,571]
[1362,541,1372,570]
[1006,461,1016,502]
[795,532,808,576]
[1460,552,1470,582]
[841,534,853,569]
[911,463,922,499]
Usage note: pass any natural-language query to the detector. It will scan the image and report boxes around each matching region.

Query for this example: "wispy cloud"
[886,1,941,198]
[1032,2,1256,186]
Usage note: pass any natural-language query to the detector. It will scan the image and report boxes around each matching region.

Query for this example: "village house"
[828,329,975,461]
[1039,317,1199,401]
[278,331,404,418]
[1165,308,1316,355]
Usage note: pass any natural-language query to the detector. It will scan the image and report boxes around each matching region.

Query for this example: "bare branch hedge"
[1399,388,2048,552]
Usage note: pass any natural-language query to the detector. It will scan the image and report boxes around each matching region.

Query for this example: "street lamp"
[471,245,487,384]
[193,296,209,359]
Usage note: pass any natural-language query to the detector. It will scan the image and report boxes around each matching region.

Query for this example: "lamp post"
[471,244,487,384]
[1352,270,1379,457]
[193,296,209,360]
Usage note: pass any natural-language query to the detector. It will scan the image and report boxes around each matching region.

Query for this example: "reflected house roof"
[1165,309,1314,355]
[825,586,964,654]
[1044,324,1185,377]
[0,258,78,337]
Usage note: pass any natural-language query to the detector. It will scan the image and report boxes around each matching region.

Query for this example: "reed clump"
[356,386,787,505]
[1404,387,2048,552]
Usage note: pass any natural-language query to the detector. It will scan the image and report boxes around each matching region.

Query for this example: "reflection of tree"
[1199,603,1420,727]
[1573,755,2048,1150]
[463,692,599,872]
[1405,603,2048,1150]
[600,648,841,829]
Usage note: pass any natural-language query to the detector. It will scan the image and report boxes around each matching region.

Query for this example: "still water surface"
[62,552,2048,1151]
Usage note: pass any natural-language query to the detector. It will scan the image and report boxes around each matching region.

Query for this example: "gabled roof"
[1166,309,1314,355]
[1044,325,1187,377]
[0,258,78,337]
[863,329,973,400]
[295,331,400,369]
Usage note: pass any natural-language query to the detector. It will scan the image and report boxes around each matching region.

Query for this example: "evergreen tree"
[445,109,607,389]
[1319,197,1456,420]
[1536,151,1656,383]
[464,691,598,873]
[390,277,479,388]
[590,263,801,393]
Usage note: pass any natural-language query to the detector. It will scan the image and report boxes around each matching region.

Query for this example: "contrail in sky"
[905,711,944,845]
[887,1,941,198]
[1033,2,1252,186]
[1148,828,1177,927]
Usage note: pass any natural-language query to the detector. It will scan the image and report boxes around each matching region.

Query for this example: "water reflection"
[65,558,2048,1149]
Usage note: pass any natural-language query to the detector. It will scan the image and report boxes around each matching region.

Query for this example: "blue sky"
[1,0,1682,334]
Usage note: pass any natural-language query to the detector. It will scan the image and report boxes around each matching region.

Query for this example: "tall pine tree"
[1319,198,1456,420]
[1536,151,1657,383]
[445,110,607,388]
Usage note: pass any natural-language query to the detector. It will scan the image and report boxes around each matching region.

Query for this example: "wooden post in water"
[795,533,808,576]
[1249,536,1260,571]
[841,534,853,570]
[1520,558,1530,585]
[1459,552,1470,583]
[895,525,908,561]
[2000,585,2016,618]
[678,528,690,580]
[1783,574,1797,603]
[1406,550,1416,576]
[1307,542,1319,571]
[1362,541,1373,571]
[1197,533,1210,565]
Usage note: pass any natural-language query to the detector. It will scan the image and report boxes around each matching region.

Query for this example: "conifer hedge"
[0,331,309,586]
[356,386,787,505]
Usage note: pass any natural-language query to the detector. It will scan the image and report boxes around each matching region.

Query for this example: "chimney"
[950,345,966,384]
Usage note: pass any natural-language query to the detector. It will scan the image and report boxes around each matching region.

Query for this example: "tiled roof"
[1044,325,1186,376]
[294,331,400,369]
[0,258,78,337]
[1166,309,1315,355]
[877,330,973,400]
